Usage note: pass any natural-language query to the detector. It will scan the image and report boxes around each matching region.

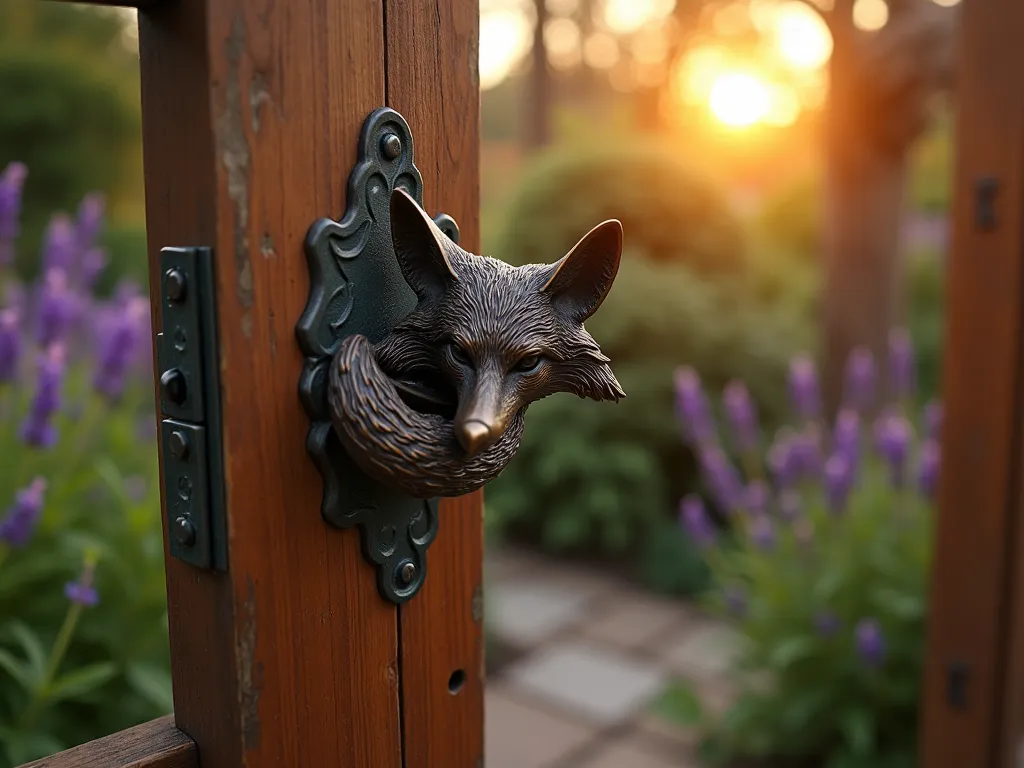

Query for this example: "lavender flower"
[824,453,853,514]
[843,347,876,414]
[768,431,799,488]
[749,514,775,551]
[93,297,149,402]
[64,559,99,607]
[876,415,913,487]
[76,193,105,249]
[36,268,74,347]
[20,344,66,448]
[42,215,77,273]
[788,355,821,422]
[745,480,769,517]
[0,308,21,383]
[723,380,758,454]
[923,400,943,442]
[855,618,885,668]
[675,367,716,447]
[790,425,823,479]
[679,494,715,549]
[918,440,941,501]
[0,162,27,266]
[815,611,840,638]
[0,478,47,548]
[832,409,861,480]
[777,489,801,521]
[700,446,744,512]
[889,329,916,401]
[724,585,747,616]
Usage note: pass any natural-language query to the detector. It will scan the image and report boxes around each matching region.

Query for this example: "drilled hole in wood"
[448,669,466,695]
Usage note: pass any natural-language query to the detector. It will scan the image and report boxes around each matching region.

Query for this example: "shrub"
[493,141,748,278]
[0,163,167,767]
[671,331,940,767]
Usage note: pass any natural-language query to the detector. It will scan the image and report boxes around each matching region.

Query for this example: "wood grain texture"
[384,2,485,765]
[139,1,403,766]
[917,1,1024,765]
[20,716,196,768]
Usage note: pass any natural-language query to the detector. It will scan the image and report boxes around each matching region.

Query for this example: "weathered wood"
[383,2,485,766]
[50,0,164,7]
[918,0,1024,765]
[138,1,403,766]
[19,716,196,768]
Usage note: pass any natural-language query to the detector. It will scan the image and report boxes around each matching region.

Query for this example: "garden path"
[484,545,740,768]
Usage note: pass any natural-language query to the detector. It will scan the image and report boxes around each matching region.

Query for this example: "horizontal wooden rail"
[18,715,197,768]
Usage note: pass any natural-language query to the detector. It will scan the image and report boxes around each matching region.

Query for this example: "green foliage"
[906,252,944,404]
[635,519,713,597]
[493,141,748,277]
[754,172,822,262]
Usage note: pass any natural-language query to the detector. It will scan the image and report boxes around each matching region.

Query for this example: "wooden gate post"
[30,1,482,766]
[918,0,1024,766]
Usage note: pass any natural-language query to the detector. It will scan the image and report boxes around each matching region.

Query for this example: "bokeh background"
[0,1,954,765]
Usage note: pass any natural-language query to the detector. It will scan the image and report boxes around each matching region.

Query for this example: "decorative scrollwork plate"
[295,107,459,604]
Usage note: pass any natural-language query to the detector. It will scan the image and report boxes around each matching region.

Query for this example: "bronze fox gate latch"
[296,108,625,603]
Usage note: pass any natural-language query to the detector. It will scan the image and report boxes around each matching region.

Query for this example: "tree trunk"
[525,0,550,149]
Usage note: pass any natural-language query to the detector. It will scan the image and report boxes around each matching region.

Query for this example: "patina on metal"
[156,246,227,572]
[298,106,624,603]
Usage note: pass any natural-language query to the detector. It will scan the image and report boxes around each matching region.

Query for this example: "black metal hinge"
[156,247,227,571]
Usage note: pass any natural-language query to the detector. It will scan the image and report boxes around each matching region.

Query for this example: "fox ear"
[541,219,622,322]
[390,187,459,298]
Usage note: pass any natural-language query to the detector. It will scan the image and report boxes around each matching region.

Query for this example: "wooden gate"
[26,0,482,766]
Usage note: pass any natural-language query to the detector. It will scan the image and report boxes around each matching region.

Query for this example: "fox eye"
[514,353,543,374]
[447,341,473,367]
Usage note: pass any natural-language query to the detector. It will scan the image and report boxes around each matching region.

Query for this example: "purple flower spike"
[768,432,798,488]
[749,514,775,551]
[724,585,747,616]
[918,440,941,501]
[0,162,28,266]
[723,380,759,454]
[778,489,801,521]
[93,297,149,402]
[843,347,876,414]
[889,328,916,401]
[0,308,22,383]
[0,477,47,548]
[20,344,67,449]
[675,367,716,447]
[679,494,716,549]
[824,453,853,515]
[64,559,99,607]
[36,268,74,347]
[876,415,913,487]
[76,193,105,249]
[833,408,861,473]
[923,400,943,442]
[855,618,886,668]
[42,215,77,273]
[791,426,823,479]
[700,446,744,513]
[788,355,821,422]
[815,611,840,638]
[80,247,108,291]
[745,481,769,517]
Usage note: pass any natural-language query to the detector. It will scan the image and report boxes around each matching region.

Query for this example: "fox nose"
[456,419,494,457]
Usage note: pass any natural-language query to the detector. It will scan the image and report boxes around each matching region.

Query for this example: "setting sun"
[773,3,833,70]
[709,72,772,127]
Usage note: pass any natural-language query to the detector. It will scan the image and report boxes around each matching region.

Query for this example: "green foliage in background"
[486,143,811,568]
[0,1,142,280]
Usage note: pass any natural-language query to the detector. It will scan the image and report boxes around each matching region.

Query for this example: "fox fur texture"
[328,188,624,499]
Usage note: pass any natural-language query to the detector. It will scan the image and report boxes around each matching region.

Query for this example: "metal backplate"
[295,107,458,604]
[156,247,227,572]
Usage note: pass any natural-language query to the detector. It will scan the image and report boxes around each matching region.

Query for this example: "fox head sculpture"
[329,188,624,498]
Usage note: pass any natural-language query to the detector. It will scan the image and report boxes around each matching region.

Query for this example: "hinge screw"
[168,430,190,460]
[165,269,188,302]
[399,561,417,585]
[381,133,402,160]
[173,515,196,547]
[160,368,188,405]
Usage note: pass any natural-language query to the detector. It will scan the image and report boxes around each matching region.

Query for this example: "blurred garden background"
[0,0,955,765]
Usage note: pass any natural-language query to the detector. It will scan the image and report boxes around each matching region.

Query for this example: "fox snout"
[453,372,510,458]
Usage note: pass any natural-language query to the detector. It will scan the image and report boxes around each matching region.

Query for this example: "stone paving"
[484,545,741,768]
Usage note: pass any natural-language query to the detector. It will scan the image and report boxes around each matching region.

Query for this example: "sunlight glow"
[853,0,889,30]
[709,72,772,127]
[773,3,832,69]
[601,0,675,35]
[479,9,533,90]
